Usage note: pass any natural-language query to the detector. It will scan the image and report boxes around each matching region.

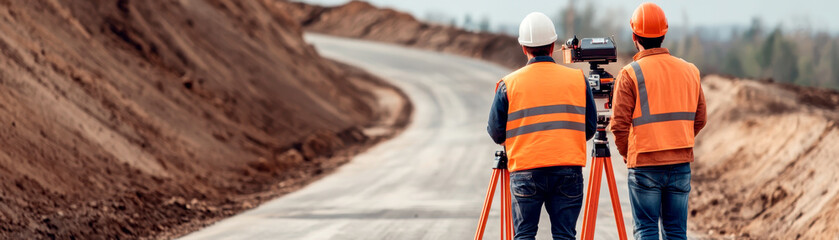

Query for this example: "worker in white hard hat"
[487,12,597,240]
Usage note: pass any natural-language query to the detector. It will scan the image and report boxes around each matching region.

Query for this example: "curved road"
[182,34,633,240]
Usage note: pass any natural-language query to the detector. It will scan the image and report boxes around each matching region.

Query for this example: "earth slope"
[0,0,408,238]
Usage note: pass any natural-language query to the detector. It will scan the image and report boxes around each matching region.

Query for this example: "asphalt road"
[181,34,633,240]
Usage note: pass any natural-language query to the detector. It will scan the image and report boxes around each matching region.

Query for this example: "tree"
[479,16,490,32]
[756,28,781,71]
[832,40,839,87]
[463,14,473,31]
[816,40,839,88]
[722,48,745,77]
[744,17,764,41]
[769,35,799,83]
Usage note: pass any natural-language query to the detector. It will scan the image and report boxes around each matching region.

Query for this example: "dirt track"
[0,0,409,239]
[183,33,634,240]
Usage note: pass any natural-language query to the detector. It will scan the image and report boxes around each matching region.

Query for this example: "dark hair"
[634,34,664,49]
[524,43,554,56]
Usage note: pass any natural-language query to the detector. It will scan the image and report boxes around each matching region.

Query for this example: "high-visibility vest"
[622,53,701,165]
[500,62,588,172]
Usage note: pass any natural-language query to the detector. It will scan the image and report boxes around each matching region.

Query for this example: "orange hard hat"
[630,2,668,38]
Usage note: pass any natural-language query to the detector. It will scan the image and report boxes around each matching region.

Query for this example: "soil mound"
[278,0,526,69]
[0,0,409,238]
[691,76,839,239]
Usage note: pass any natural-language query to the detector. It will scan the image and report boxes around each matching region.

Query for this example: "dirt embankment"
[0,0,409,239]
[278,0,526,69]
[279,0,630,75]
[691,76,839,239]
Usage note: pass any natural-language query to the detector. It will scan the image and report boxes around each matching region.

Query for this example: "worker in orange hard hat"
[609,2,707,240]
[487,12,597,240]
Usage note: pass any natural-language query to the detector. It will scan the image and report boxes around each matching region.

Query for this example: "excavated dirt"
[278,0,526,70]
[0,0,410,239]
[279,1,631,75]
[691,76,839,239]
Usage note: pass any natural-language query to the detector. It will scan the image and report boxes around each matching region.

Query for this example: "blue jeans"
[510,166,583,240]
[628,162,691,240]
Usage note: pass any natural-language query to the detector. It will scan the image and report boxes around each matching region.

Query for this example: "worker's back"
[485,12,598,239]
[619,50,701,166]
[501,58,588,171]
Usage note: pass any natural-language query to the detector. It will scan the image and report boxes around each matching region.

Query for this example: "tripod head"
[585,62,616,150]
[493,150,508,169]
[587,62,615,111]
[589,65,614,146]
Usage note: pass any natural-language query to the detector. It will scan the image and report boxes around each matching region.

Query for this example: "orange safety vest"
[499,61,588,172]
[622,54,701,165]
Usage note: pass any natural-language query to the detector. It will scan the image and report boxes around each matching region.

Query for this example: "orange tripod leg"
[603,156,628,240]
[581,116,629,239]
[581,156,597,237]
[474,169,501,240]
[503,169,513,240]
[581,157,604,240]
[498,168,514,240]
[499,170,506,239]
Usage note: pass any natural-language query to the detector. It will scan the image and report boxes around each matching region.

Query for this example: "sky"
[298,0,837,34]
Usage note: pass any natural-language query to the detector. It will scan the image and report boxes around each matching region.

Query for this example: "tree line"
[421,1,839,89]
[669,20,839,89]
[552,1,839,89]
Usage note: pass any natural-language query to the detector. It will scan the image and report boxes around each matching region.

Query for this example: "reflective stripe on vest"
[507,104,586,121]
[506,120,586,138]
[505,104,586,138]
[630,61,696,126]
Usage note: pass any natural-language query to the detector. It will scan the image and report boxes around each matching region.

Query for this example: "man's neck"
[526,54,552,61]
[527,55,556,65]
[635,43,646,52]
[637,46,665,53]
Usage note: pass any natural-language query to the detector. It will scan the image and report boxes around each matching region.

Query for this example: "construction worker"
[487,12,597,240]
[610,2,707,240]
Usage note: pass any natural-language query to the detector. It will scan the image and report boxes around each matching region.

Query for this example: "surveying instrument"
[564,36,628,240]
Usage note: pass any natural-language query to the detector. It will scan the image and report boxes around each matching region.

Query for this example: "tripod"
[580,115,628,240]
[473,150,513,240]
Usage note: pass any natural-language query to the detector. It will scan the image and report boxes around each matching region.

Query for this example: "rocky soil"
[0,0,410,239]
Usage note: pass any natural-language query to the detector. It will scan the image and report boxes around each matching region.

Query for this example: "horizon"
[298,0,837,36]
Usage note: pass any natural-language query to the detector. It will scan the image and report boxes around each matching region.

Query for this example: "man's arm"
[609,69,636,158]
[584,78,598,140]
[487,81,508,144]
[694,85,707,136]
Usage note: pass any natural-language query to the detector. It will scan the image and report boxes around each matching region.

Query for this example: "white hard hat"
[518,12,558,47]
